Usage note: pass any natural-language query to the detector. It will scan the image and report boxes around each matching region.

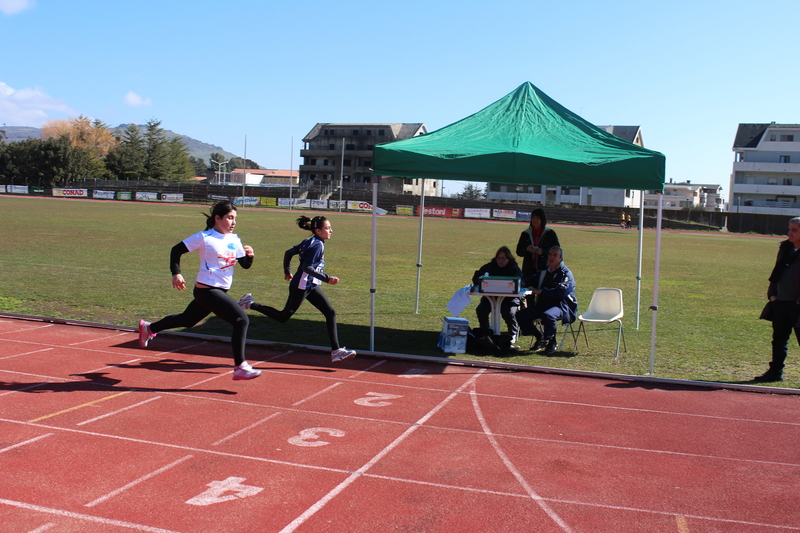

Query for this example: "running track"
[1,316,799,533]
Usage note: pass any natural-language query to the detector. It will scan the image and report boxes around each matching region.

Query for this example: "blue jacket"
[523,261,578,325]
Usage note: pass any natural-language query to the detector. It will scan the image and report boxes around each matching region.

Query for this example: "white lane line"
[0,347,54,361]
[470,382,574,533]
[212,412,282,446]
[84,455,193,508]
[68,332,129,346]
[292,382,342,406]
[277,370,486,533]
[0,433,54,454]
[26,523,56,533]
[0,498,182,533]
[77,396,162,426]
[346,359,386,378]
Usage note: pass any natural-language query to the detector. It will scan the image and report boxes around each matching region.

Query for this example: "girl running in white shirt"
[238,215,356,363]
[138,200,261,380]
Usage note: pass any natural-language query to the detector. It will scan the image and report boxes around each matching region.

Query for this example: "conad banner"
[464,208,491,219]
[415,206,461,218]
[136,191,159,201]
[53,188,88,197]
[492,209,517,219]
[93,190,115,200]
[347,201,388,215]
[160,193,184,202]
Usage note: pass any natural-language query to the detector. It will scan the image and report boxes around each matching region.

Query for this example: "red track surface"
[1,316,799,532]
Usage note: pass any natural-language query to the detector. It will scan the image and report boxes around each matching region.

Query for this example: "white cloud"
[124,91,152,107]
[0,0,34,15]
[0,81,76,126]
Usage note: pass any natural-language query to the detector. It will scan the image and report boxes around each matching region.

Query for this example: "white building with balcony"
[730,123,800,214]
[643,181,725,211]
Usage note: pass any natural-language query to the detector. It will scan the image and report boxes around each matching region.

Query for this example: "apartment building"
[485,125,646,207]
[299,123,435,195]
[643,181,725,211]
[730,123,800,214]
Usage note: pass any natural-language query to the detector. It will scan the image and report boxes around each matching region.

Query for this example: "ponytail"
[296,215,328,233]
[204,200,237,230]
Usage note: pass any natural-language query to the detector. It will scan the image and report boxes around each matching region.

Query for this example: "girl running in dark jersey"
[239,215,356,363]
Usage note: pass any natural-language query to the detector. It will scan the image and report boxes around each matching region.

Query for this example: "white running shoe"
[238,293,254,310]
[233,362,261,380]
[138,320,156,348]
[331,347,356,363]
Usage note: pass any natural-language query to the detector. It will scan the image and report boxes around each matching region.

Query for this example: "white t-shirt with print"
[183,229,246,289]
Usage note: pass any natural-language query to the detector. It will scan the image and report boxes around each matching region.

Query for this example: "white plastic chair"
[574,288,627,358]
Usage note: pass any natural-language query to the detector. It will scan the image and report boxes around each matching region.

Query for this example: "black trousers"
[252,286,340,350]
[770,300,800,373]
[150,286,249,366]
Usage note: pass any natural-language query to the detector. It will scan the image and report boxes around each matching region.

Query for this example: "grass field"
[1,195,795,389]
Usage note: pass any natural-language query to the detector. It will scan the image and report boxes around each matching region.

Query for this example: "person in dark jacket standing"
[516,208,560,278]
[472,246,522,343]
[755,217,800,382]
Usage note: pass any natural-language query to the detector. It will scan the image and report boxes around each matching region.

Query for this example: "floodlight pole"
[289,137,294,209]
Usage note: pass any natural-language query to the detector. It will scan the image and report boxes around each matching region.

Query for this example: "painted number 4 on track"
[186,477,264,506]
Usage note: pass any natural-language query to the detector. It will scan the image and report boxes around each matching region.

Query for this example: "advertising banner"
[53,188,88,198]
[31,187,45,194]
[492,209,517,219]
[516,210,532,222]
[278,198,309,208]
[329,200,346,211]
[117,191,132,200]
[0,185,6,193]
[260,197,278,207]
[233,196,260,206]
[160,193,184,202]
[464,208,491,219]
[136,191,159,201]
[311,199,328,209]
[396,205,414,216]
[93,190,116,200]
[347,200,373,212]
[416,206,461,218]
[9,185,29,194]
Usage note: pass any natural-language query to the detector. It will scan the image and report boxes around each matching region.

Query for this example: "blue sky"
[1,0,797,196]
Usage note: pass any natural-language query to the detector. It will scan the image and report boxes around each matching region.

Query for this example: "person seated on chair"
[517,246,577,354]
[472,246,522,345]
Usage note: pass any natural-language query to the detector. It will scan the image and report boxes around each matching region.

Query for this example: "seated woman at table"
[472,246,522,343]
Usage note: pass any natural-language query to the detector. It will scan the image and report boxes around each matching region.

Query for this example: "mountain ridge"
[0,125,241,167]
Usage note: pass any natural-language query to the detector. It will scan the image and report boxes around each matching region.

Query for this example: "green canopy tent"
[369,82,667,373]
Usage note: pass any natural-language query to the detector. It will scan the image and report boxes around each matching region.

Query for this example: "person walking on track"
[238,215,356,363]
[138,200,261,381]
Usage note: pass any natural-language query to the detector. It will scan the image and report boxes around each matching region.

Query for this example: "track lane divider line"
[277,369,486,533]
[27,391,132,423]
[470,382,575,533]
[84,455,194,508]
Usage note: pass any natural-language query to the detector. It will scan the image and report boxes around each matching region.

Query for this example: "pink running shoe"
[138,320,156,348]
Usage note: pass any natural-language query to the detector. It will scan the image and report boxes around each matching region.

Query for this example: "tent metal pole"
[648,193,663,375]
[370,180,378,351]
[635,190,644,329]
[414,179,426,314]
